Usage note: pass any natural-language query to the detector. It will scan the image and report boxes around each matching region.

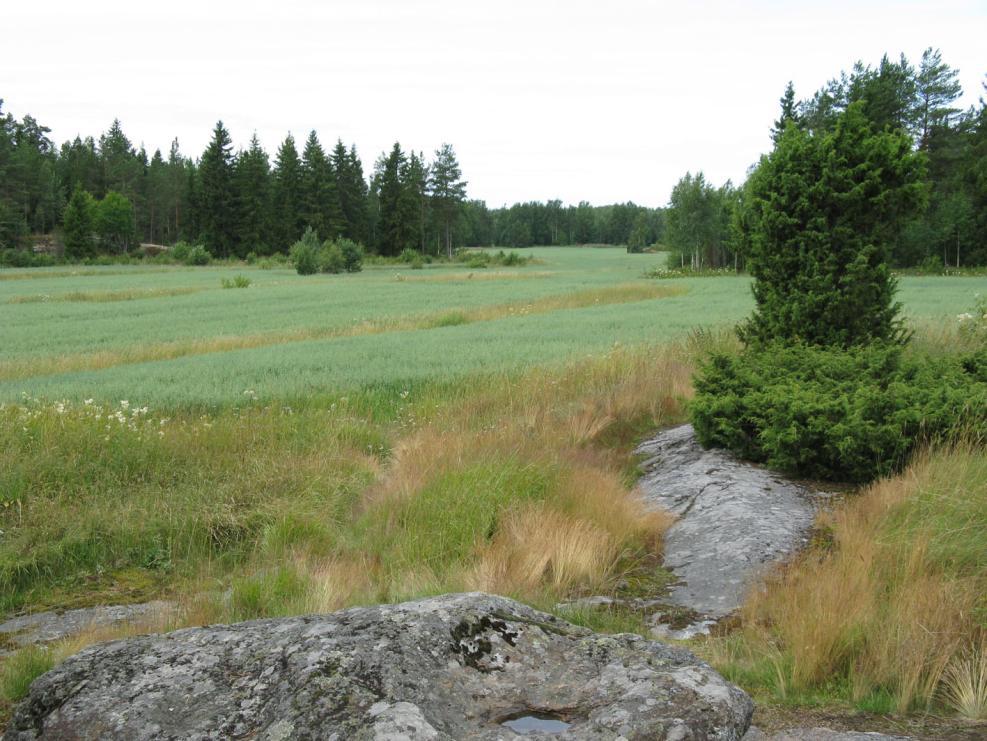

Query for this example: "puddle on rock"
[500,711,573,735]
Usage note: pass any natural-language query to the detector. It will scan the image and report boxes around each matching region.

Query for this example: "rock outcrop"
[0,602,175,657]
[5,592,753,740]
[635,424,829,632]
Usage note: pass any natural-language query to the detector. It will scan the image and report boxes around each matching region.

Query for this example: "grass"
[702,444,987,719]
[1,246,985,728]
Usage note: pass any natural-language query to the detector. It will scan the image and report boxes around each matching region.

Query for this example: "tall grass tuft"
[708,445,987,715]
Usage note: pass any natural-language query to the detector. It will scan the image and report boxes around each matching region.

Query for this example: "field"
[1,247,981,406]
[2,247,986,726]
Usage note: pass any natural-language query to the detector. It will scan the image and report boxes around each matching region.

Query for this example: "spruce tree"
[62,186,96,258]
[233,134,272,255]
[272,134,305,251]
[301,131,344,240]
[404,151,429,252]
[197,120,237,256]
[375,142,416,256]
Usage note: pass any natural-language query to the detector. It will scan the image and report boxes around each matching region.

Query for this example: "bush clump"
[221,275,252,289]
[290,228,321,275]
[691,343,987,482]
[290,228,364,275]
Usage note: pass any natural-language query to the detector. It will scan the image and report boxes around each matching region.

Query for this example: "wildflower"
[120,400,130,409]
[84,399,94,406]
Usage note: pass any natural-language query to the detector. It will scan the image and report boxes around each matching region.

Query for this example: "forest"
[0,109,663,261]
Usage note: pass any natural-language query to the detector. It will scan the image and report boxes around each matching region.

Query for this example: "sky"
[3,0,985,208]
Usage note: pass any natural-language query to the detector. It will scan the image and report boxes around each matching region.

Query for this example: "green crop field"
[4,247,984,408]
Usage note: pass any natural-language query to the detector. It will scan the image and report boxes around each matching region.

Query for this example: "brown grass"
[7,287,203,304]
[726,446,987,714]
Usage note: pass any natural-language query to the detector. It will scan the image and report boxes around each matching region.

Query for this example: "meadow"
[1,247,981,406]
[2,247,986,726]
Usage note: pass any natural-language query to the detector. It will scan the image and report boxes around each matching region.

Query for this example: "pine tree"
[428,143,467,257]
[272,134,305,250]
[912,47,963,149]
[233,134,272,255]
[197,121,237,256]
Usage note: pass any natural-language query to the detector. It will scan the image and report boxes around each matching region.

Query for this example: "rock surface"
[0,602,175,656]
[635,424,828,628]
[4,592,754,740]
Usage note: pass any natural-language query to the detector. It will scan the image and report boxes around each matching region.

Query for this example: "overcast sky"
[3,1,985,207]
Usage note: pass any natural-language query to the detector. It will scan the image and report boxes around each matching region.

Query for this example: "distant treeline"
[461,200,663,250]
[0,107,661,260]
[664,48,987,269]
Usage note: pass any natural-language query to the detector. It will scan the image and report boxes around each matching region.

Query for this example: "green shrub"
[184,245,212,266]
[691,343,987,482]
[337,238,364,273]
[399,247,420,264]
[221,275,252,289]
[290,228,321,275]
[0,249,57,268]
[319,241,345,274]
[918,255,945,275]
[170,241,192,262]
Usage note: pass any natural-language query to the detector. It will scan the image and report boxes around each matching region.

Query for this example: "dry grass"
[6,287,203,304]
[714,445,987,716]
[0,282,685,381]
[942,642,987,720]
[393,270,555,282]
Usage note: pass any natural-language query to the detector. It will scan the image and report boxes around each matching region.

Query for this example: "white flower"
[84,399,94,406]
[120,400,130,409]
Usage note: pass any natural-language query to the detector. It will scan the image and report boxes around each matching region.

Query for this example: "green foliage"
[319,241,345,274]
[62,187,96,259]
[665,172,737,269]
[290,227,321,275]
[738,103,927,348]
[337,238,364,273]
[0,249,57,268]
[221,275,251,289]
[184,245,211,266]
[399,247,420,264]
[958,294,987,344]
[169,241,192,262]
[197,121,236,257]
[1,646,54,704]
[691,343,987,482]
[95,191,134,253]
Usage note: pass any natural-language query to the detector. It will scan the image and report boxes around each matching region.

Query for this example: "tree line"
[0,107,664,261]
[666,48,987,268]
[459,200,664,250]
